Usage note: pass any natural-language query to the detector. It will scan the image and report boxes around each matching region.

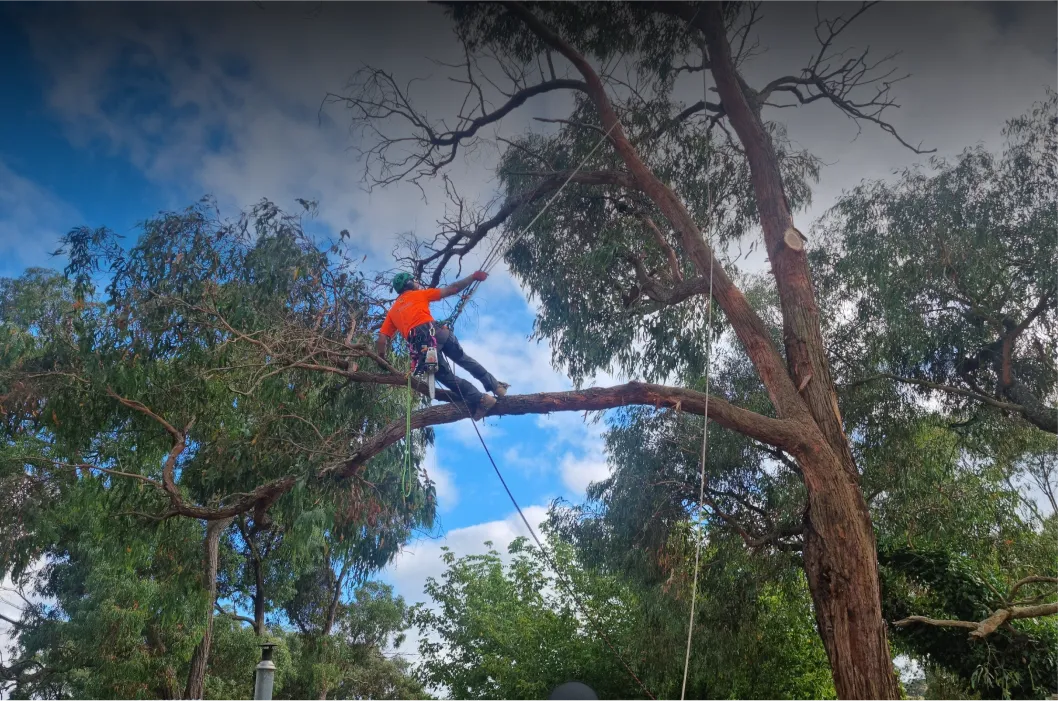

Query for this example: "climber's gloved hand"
[471,270,488,282]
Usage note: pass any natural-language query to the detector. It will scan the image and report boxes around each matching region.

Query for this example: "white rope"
[446,119,623,325]
[481,118,619,274]
[681,40,715,701]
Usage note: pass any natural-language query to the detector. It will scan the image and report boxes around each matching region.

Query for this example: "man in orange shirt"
[376,270,509,419]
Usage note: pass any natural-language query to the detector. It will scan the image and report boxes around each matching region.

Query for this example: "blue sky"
[1,0,1055,661]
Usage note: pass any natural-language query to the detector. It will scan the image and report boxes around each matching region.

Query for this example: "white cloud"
[383,504,551,607]
[421,447,458,514]
[559,451,612,495]
[457,316,569,395]
[0,160,81,274]
[19,3,549,270]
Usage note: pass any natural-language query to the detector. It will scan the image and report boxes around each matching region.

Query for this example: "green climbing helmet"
[392,272,414,294]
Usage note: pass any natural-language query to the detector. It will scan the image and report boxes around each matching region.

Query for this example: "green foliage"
[500,112,818,385]
[278,582,429,700]
[814,90,1057,432]
[413,536,834,700]
[881,546,1057,700]
[0,199,430,699]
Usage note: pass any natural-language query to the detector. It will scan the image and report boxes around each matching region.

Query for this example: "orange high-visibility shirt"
[380,288,442,339]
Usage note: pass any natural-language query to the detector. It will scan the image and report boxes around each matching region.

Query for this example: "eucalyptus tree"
[0,199,435,698]
[324,2,946,696]
[813,89,1057,435]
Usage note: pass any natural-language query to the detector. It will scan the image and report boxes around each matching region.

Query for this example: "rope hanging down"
[680,40,716,701]
[448,361,657,700]
[442,119,620,329]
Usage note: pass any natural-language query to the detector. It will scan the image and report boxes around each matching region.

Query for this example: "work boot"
[493,382,510,397]
[473,394,497,420]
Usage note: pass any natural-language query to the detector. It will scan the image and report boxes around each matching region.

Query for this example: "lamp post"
[254,642,277,700]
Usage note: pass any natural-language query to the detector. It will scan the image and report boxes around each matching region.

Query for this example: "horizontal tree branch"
[326,381,803,484]
[214,604,257,628]
[116,381,801,523]
[894,602,1058,640]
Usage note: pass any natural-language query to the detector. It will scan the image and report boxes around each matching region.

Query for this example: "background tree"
[815,89,1057,435]
[0,200,434,698]
[413,535,834,700]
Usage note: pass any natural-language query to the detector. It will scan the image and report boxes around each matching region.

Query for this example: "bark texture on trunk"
[184,517,234,700]
[798,445,900,699]
[693,5,899,696]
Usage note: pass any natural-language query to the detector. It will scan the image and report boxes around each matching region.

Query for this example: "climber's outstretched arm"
[439,271,488,298]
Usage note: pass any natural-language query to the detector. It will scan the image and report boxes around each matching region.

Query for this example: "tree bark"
[692,5,898,697]
[184,517,234,700]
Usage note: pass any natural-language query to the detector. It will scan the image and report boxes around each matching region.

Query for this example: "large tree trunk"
[502,3,902,697]
[691,5,900,697]
[184,517,234,700]
[798,446,899,698]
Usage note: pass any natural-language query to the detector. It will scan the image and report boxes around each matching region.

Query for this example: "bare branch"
[325,63,586,187]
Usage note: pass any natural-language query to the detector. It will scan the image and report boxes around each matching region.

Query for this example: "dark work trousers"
[408,322,499,409]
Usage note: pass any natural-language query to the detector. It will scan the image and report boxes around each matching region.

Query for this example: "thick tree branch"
[214,604,257,628]
[894,603,1058,640]
[325,382,803,483]
[120,382,800,523]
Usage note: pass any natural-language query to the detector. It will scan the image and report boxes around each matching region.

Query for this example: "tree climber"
[376,271,509,420]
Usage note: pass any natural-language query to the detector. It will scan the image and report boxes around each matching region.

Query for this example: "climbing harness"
[402,324,441,498]
[411,324,440,401]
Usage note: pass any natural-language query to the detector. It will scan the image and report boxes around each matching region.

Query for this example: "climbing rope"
[443,118,621,329]
[402,373,414,499]
[448,362,657,700]
[405,41,717,698]
[680,39,716,701]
